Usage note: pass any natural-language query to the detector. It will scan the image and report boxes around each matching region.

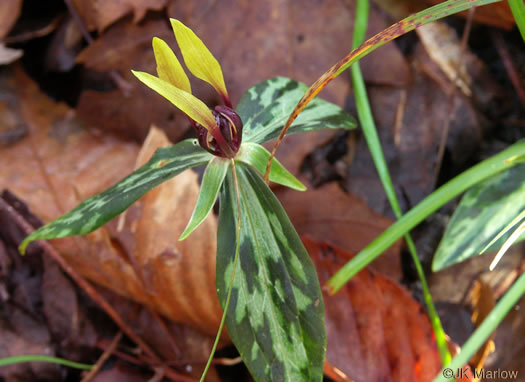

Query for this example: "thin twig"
[81,332,123,382]
[148,308,183,359]
[62,0,132,96]
[434,7,475,182]
[393,89,407,147]
[491,31,525,108]
[1,198,197,382]
[62,0,93,43]
[0,198,160,362]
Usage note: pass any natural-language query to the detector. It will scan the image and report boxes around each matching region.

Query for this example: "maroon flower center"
[196,106,243,158]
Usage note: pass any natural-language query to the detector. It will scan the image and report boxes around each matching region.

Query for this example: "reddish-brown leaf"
[278,182,402,281]
[306,238,442,382]
[71,0,168,32]
[0,0,22,38]
[76,18,187,142]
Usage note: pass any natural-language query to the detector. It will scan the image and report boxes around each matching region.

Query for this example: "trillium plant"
[20,19,355,381]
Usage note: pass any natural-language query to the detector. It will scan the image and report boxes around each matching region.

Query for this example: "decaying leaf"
[416,21,472,96]
[277,182,402,281]
[468,278,496,371]
[0,0,22,38]
[306,239,442,382]
[76,18,187,142]
[344,69,481,215]
[71,0,168,32]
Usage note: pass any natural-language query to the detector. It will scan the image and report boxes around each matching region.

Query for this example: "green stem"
[200,160,242,382]
[327,140,525,292]
[350,0,450,365]
[432,272,525,381]
[0,355,92,370]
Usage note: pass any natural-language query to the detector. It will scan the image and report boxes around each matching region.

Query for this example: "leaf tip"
[178,230,190,241]
[292,181,307,192]
[18,239,30,256]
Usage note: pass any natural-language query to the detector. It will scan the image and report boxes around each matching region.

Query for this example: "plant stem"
[0,355,93,370]
[199,160,242,382]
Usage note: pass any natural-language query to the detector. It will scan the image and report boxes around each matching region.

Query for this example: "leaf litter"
[0,0,524,380]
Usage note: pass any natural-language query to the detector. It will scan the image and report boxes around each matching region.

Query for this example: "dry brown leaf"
[469,279,496,371]
[76,18,186,142]
[416,22,472,96]
[306,238,442,382]
[423,0,515,29]
[0,0,22,38]
[0,67,222,337]
[72,0,168,32]
[168,0,410,106]
[344,70,481,214]
[277,182,402,281]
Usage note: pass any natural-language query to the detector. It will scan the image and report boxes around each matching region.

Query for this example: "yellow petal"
[132,70,216,130]
[152,37,191,93]
[170,19,228,99]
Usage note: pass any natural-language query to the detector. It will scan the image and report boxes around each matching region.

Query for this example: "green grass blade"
[432,271,525,382]
[350,0,450,365]
[179,157,229,241]
[509,0,525,41]
[0,355,92,370]
[327,140,525,293]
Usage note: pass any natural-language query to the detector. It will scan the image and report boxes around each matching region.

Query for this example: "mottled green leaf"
[236,142,306,191]
[432,163,525,271]
[216,163,325,382]
[237,77,356,144]
[179,157,229,241]
[20,139,212,253]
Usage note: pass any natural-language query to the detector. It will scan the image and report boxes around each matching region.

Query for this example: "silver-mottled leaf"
[237,77,356,144]
[20,139,212,253]
[433,163,525,271]
[217,163,325,382]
